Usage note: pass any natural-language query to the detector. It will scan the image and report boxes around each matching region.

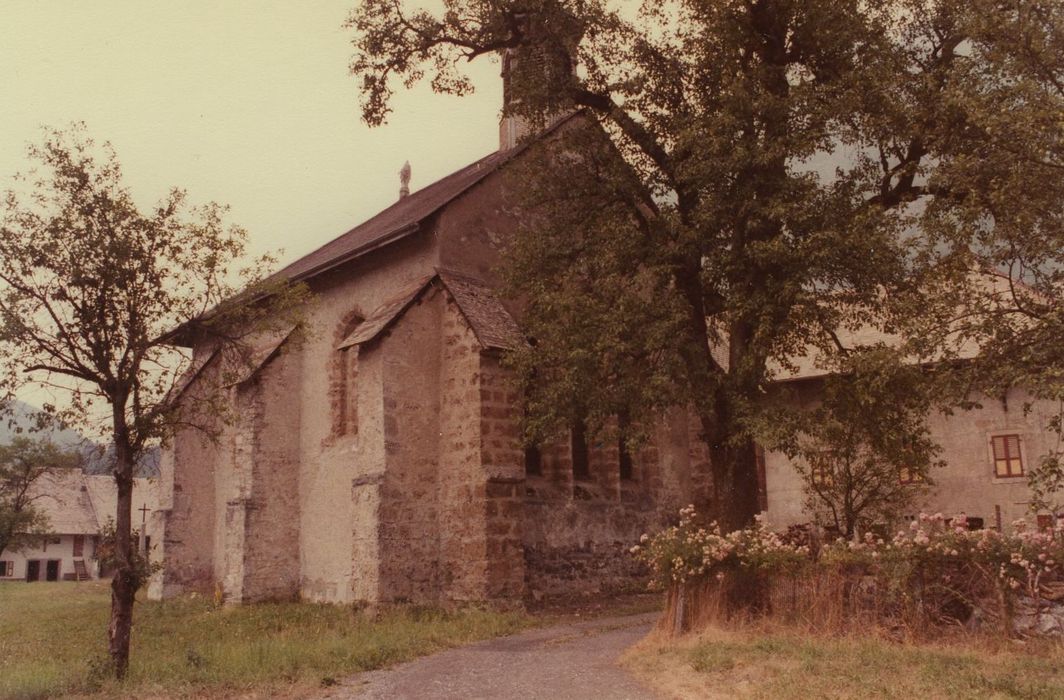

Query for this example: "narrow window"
[810,452,834,487]
[618,413,633,481]
[991,434,1024,477]
[898,466,924,484]
[332,313,363,438]
[332,347,359,436]
[618,438,633,481]
[571,420,590,480]
[755,444,768,511]
[524,444,542,476]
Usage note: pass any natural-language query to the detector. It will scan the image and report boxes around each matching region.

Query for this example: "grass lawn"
[0,581,534,699]
[624,625,1064,699]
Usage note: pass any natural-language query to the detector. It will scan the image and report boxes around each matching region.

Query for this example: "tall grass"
[0,581,532,698]
[626,625,1064,700]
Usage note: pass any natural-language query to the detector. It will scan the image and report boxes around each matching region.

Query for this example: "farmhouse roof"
[21,471,159,536]
[29,470,101,536]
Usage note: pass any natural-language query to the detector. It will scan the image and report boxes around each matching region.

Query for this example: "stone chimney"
[399,161,411,199]
[498,11,584,151]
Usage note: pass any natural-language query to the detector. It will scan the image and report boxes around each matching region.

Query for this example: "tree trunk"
[708,433,761,533]
[701,384,761,533]
[108,422,136,679]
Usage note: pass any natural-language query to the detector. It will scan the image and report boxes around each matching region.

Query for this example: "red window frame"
[810,452,835,487]
[991,434,1024,478]
[898,466,924,485]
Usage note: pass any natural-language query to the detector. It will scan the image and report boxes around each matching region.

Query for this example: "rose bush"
[634,507,1064,636]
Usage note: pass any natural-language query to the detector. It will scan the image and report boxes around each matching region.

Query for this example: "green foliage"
[93,518,161,593]
[631,506,811,587]
[349,0,1064,530]
[0,124,310,675]
[0,124,309,452]
[759,347,946,536]
[0,435,81,558]
[1029,433,1064,516]
[638,507,1064,636]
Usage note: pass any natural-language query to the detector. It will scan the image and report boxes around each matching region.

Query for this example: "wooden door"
[46,560,60,581]
[26,560,40,581]
[73,534,84,557]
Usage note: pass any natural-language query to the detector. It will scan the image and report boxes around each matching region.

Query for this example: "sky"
[0,1,504,267]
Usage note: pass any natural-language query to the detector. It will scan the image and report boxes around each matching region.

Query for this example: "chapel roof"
[338,270,525,352]
[271,151,509,284]
[171,113,583,347]
[268,112,581,286]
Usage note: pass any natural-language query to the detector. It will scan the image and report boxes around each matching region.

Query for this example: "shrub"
[633,507,1064,638]
[630,506,810,586]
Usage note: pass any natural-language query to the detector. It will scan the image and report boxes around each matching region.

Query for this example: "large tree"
[0,436,81,559]
[347,0,1062,531]
[0,126,306,677]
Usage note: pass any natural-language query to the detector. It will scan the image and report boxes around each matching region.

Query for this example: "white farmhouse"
[0,471,158,582]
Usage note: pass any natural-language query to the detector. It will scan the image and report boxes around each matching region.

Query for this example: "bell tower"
[498,10,584,151]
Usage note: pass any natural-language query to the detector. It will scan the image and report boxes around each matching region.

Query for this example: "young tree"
[0,126,306,677]
[348,0,1064,531]
[0,436,81,559]
[763,349,945,537]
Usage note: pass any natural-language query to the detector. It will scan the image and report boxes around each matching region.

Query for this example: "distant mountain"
[82,444,161,478]
[0,400,88,447]
[2,400,160,478]
[0,395,88,444]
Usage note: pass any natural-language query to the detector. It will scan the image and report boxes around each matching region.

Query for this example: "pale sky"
[0,1,504,267]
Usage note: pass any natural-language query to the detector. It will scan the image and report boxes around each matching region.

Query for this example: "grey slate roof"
[337,271,525,352]
[170,113,584,348]
[267,112,582,286]
[438,270,524,351]
[230,325,298,386]
[337,276,434,349]
[270,154,509,284]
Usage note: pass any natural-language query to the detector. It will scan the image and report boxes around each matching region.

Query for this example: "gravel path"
[318,612,662,700]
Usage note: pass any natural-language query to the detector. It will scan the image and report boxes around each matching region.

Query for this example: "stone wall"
[377,288,443,603]
[520,402,712,601]
[239,338,302,602]
[158,359,221,596]
[764,382,1058,531]
[350,346,385,602]
[297,235,437,603]
[438,293,491,600]
[479,354,526,601]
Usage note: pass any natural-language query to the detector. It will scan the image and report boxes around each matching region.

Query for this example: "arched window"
[330,311,363,438]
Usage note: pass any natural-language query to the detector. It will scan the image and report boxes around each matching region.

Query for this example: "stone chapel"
[151,51,1059,606]
[151,82,718,604]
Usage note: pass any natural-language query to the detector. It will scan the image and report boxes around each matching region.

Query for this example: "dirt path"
[318,612,662,699]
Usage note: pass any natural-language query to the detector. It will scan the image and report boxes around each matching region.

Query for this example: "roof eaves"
[337,276,436,349]
[282,222,422,286]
